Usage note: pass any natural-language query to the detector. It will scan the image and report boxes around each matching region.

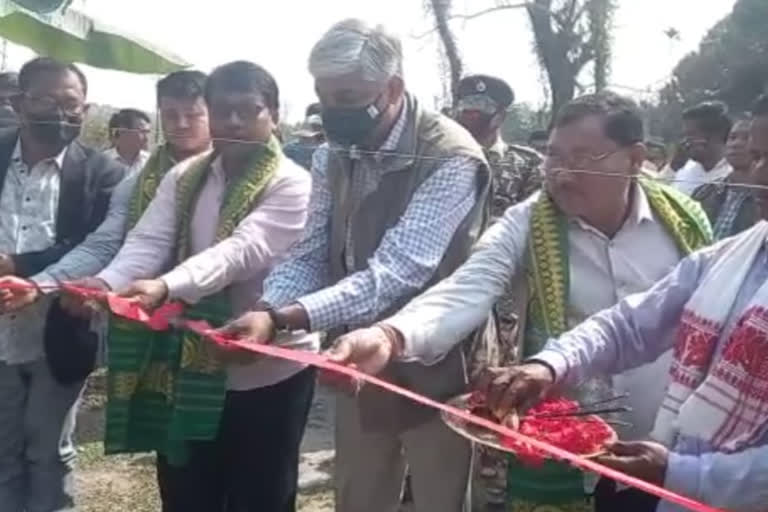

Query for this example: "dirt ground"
[74,371,336,511]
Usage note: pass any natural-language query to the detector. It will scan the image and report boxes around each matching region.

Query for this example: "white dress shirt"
[103,147,150,176]
[387,186,682,439]
[98,152,316,390]
[672,158,731,195]
[0,141,66,363]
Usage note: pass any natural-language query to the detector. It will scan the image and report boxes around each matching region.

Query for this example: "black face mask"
[321,96,385,147]
[25,111,81,146]
[458,111,496,142]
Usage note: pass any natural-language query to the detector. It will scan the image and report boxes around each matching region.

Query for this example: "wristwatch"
[264,306,290,340]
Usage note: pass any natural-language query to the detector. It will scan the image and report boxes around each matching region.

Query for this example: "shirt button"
[25,197,30,202]
[21,226,27,231]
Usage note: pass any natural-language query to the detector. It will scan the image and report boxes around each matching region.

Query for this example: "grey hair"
[308,18,403,82]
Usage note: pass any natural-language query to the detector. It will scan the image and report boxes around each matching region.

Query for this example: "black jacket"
[0,129,126,383]
[0,129,126,277]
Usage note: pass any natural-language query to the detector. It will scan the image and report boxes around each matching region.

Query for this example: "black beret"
[457,74,515,109]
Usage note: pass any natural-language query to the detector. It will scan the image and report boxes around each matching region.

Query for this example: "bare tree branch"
[413,2,531,39]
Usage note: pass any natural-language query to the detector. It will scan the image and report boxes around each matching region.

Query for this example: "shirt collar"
[571,183,654,234]
[487,136,507,160]
[627,182,654,225]
[685,157,731,174]
[106,147,148,167]
[13,138,68,169]
[367,101,408,162]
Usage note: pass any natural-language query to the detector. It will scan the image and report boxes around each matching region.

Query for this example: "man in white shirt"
[76,62,313,512]
[673,101,733,195]
[327,91,713,511]
[103,108,151,175]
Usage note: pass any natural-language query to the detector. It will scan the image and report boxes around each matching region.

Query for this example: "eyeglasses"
[23,93,83,116]
[542,148,623,170]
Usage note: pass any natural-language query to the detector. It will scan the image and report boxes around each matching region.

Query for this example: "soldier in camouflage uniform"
[456,75,543,355]
[455,75,544,509]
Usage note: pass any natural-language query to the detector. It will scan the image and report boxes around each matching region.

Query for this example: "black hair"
[752,94,768,117]
[156,70,207,105]
[682,101,732,142]
[305,102,322,118]
[555,91,643,147]
[205,61,279,118]
[0,72,19,91]
[18,57,87,96]
[109,108,151,134]
[528,129,549,143]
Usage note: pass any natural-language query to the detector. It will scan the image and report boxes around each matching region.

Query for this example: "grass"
[74,372,333,511]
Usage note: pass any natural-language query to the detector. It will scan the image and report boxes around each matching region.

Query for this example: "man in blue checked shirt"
[221,18,493,512]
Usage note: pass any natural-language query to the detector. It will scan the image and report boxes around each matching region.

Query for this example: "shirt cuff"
[29,272,59,295]
[96,268,131,292]
[664,452,701,501]
[528,349,570,384]
[384,312,428,362]
[260,288,291,309]
[295,290,339,332]
[161,267,196,302]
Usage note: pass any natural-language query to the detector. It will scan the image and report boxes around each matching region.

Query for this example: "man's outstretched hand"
[594,441,669,485]
[473,363,556,424]
[0,276,39,313]
[118,279,169,311]
[325,324,402,376]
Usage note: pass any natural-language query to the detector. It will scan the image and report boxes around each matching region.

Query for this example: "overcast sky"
[4,0,738,121]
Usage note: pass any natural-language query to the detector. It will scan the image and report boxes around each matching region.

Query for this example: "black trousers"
[157,367,316,512]
[594,478,661,512]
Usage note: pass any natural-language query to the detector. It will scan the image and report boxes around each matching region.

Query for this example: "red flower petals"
[468,396,615,466]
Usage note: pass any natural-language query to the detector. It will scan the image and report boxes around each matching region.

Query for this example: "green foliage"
[78,103,115,150]
[78,103,159,150]
[526,0,616,121]
[501,103,549,143]
[653,0,768,139]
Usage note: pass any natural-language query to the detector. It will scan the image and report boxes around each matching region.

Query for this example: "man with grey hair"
[221,18,493,512]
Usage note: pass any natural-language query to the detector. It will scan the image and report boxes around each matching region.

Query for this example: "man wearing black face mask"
[0,57,124,511]
[455,75,543,222]
[222,18,495,512]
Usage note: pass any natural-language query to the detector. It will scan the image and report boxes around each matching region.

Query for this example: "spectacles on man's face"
[23,93,84,116]
[542,148,623,171]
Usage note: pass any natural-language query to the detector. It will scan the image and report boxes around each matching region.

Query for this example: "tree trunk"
[589,0,613,91]
[527,0,576,121]
[429,0,463,104]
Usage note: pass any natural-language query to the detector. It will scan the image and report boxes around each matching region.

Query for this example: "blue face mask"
[321,95,384,147]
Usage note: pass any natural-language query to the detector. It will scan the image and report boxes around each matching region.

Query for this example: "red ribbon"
[193,328,723,512]
[0,280,728,512]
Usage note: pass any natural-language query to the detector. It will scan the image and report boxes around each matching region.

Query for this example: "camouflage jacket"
[485,139,543,221]
[485,139,543,361]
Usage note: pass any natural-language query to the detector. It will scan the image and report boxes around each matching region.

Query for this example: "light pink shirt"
[98,151,317,390]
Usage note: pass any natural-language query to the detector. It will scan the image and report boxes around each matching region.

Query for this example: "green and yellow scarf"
[504,178,713,511]
[127,144,177,230]
[104,137,280,464]
[524,177,713,354]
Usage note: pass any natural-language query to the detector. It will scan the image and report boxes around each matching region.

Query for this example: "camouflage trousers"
[472,305,518,510]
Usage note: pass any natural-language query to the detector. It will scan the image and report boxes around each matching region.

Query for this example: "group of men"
[0,15,764,512]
